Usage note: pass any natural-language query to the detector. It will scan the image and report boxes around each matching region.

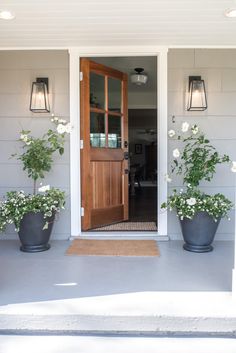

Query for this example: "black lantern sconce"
[187,76,207,111]
[30,77,50,113]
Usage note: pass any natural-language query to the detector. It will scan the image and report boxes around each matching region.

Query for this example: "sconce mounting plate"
[36,77,49,92]
[188,76,201,90]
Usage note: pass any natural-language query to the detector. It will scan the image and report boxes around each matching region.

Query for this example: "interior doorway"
[81,56,158,231]
[128,108,157,224]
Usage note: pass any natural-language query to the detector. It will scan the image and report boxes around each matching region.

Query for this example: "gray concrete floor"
[0,239,233,308]
[0,240,235,335]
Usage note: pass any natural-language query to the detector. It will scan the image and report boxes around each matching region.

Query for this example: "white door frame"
[69,46,168,238]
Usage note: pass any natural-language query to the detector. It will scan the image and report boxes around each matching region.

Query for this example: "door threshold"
[75,232,169,241]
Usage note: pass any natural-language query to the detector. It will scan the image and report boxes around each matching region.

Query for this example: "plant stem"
[33,180,37,195]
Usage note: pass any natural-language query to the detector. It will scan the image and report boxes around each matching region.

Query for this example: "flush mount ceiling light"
[224,8,236,17]
[130,68,148,86]
[0,10,15,20]
[187,76,207,111]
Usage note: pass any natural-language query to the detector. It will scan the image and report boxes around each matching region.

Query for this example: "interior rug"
[93,221,157,231]
[66,239,160,257]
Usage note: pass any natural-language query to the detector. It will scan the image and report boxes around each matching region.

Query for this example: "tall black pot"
[179,211,221,253]
[18,211,55,253]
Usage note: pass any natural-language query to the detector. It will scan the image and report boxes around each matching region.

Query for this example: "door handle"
[124,152,129,160]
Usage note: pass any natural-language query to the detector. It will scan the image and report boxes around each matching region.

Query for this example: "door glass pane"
[108,77,121,113]
[90,112,106,147]
[90,72,105,109]
[108,115,121,148]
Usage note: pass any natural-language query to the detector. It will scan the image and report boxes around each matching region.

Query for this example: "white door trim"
[69,46,168,237]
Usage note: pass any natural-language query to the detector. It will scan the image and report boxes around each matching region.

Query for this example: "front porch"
[0,239,235,336]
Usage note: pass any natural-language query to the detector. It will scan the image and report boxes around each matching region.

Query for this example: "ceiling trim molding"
[2,45,236,51]
[0,45,169,53]
[168,45,236,49]
[0,47,70,51]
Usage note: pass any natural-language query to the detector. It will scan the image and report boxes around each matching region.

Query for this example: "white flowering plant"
[0,189,65,232]
[162,122,234,220]
[14,115,71,194]
[0,115,71,232]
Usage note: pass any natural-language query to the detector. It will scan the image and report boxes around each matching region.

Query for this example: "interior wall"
[168,49,236,240]
[0,50,70,240]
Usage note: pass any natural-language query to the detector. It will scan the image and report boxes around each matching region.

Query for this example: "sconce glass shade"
[187,77,207,111]
[30,81,50,113]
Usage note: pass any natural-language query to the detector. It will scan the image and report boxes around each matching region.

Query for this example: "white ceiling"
[1,0,236,47]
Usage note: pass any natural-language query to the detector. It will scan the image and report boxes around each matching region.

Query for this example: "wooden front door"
[80,59,128,230]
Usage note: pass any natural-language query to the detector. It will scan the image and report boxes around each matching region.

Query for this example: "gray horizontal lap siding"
[168,49,236,240]
[0,50,70,240]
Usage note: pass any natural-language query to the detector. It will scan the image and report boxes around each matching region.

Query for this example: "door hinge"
[80,72,83,81]
[80,140,84,149]
[81,207,84,217]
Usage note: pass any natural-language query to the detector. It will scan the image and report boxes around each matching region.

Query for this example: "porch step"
[0,292,236,337]
[0,313,236,337]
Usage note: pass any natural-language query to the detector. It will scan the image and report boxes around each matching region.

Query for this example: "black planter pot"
[18,211,55,253]
[179,211,221,253]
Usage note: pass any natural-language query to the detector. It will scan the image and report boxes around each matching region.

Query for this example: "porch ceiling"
[0,0,236,47]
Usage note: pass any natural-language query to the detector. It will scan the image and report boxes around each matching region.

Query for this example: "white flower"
[20,134,29,143]
[181,122,190,133]
[51,116,60,122]
[173,148,180,158]
[18,193,25,198]
[231,161,236,173]
[164,174,172,183]
[168,129,176,138]
[186,197,197,206]
[59,118,67,124]
[38,185,50,193]
[57,124,66,134]
[64,123,72,133]
[191,125,199,135]
[25,140,32,145]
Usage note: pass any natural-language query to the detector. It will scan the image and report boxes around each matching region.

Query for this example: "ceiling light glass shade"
[187,78,207,111]
[30,82,50,113]
[130,68,148,86]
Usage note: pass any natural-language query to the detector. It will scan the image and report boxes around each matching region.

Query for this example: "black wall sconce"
[187,76,207,111]
[30,77,50,113]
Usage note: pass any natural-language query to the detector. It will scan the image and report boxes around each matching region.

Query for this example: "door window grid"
[90,72,123,148]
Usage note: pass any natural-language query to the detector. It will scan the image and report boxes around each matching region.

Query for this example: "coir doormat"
[66,239,160,257]
[93,221,157,232]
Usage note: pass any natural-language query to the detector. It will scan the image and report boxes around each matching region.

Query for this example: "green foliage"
[172,133,230,187]
[0,189,65,232]
[17,125,67,181]
[161,188,233,221]
[0,116,71,234]
[162,123,233,220]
